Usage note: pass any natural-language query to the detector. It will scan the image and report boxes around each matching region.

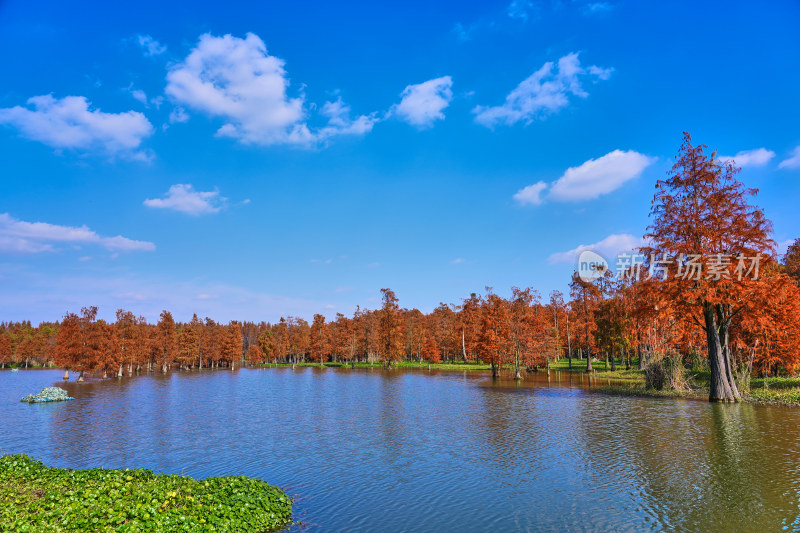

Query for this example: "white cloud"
[549,233,644,264]
[473,53,612,128]
[450,258,465,264]
[334,286,354,293]
[778,146,800,169]
[131,89,148,105]
[584,2,613,14]
[137,34,166,56]
[452,22,473,42]
[513,181,548,205]
[588,65,613,80]
[168,107,189,124]
[143,184,227,215]
[317,98,378,139]
[392,76,453,129]
[507,0,535,21]
[549,150,653,201]
[166,33,374,147]
[0,268,326,325]
[0,213,155,254]
[0,95,153,159]
[719,147,775,167]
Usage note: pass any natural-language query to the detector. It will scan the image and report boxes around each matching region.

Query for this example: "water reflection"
[2,368,800,531]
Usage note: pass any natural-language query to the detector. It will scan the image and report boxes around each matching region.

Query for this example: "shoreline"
[257,360,800,407]
[9,362,800,407]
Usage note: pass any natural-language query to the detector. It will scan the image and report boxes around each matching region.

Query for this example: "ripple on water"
[2,367,800,531]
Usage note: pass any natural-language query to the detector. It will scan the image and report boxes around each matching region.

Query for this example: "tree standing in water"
[645,132,774,402]
[378,288,403,367]
[156,310,176,373]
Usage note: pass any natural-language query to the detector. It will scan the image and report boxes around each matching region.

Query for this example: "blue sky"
[1,0,799,324]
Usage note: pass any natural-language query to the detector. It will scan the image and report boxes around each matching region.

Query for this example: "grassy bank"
[588,374,800,406]
[746,377,800,406]
[591,382,704,400]
[263,359,644,374]
[260,361,492,371]
[0,455,292,532]
[546,358,647,381]
[256,360,800,407]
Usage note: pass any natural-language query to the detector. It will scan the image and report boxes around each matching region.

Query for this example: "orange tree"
[644,133,774,401]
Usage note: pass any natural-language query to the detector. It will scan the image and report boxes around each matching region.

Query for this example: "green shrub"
[644,355,688,391]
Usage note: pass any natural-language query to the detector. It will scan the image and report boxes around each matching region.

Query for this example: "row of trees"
[1,133,798,401]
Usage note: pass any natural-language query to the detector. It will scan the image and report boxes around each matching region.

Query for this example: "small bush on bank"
[644,355,688,391]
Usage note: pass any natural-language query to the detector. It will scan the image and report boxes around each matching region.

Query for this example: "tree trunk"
[566,315,572,369]
[63,369,69,381]
[637,335,644,370]
[610,352,616,371]
[77,370,84,383]
[586,348,593,371]
[491,361,498,378]
[705,304,740,402]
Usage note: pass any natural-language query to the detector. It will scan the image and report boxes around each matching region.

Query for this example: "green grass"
[744,377,800,406]
[546,358,647,381]
[259,361,492,371]
[591,382,701,400]
[0,454,292,532]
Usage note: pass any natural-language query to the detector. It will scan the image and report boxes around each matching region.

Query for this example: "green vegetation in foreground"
[0,455,292,533]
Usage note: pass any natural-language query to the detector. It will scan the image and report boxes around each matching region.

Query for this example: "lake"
[2,367,800,531]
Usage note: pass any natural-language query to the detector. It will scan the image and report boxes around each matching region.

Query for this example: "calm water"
[2,368,800,532]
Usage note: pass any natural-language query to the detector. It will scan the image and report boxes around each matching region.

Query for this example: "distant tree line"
[1,134,799,402]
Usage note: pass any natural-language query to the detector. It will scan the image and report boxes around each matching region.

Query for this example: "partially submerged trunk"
[514,346,522,381]
[77,370,84,383]
[637,341,644,370]
[704,303,740,402]
[63,369,69,381]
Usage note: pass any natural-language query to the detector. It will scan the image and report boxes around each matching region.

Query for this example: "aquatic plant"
[0,454,292,532]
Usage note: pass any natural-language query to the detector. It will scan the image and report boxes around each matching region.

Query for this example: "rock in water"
[20,387,74,404]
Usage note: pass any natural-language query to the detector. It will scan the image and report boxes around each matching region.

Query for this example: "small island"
[20,387,74,404]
